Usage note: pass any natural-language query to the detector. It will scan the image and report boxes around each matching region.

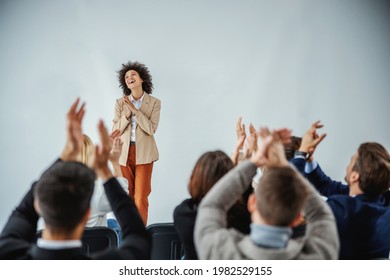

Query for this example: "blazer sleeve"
[290,157,349,197]
[135,98,161,136]
[302,175,340,260]
[0,159,61,259]
[305,164,349,197]
[0,185,39,245]
[112,99,131,135]
[96,177,150,260]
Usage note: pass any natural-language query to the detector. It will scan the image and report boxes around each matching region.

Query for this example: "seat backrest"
[35,227,118,255]
[146,223,183,260]
[81,227,118,255]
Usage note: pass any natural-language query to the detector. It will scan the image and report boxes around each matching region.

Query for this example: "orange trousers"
[120,144,153,225]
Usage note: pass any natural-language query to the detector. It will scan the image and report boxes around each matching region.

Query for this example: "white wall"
[0,0,389,228]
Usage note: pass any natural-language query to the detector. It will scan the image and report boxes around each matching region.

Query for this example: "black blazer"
[0,159,150,260]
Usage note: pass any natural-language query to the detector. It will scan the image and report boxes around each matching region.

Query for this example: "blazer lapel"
[139,93,151,114]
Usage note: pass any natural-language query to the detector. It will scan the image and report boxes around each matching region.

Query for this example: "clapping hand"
[61,98,86,161]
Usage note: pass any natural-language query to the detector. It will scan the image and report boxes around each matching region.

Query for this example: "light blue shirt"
[293,155,318,173]
[250,223,292,249]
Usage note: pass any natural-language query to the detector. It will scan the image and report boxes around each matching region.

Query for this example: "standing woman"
[112,61,161,225]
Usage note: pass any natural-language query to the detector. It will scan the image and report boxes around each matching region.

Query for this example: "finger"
[311,120,323,129]
[236,116,242,130]
[94,144,99,156]
[76,102,86,122]
[313,133,327,146]
[68,97,80,114]
[111,129,120,139]
[259,127,271,138]
[249,123,255,133]
[242,124,246,135]
[98,120,111,153]
[275,128,292,143]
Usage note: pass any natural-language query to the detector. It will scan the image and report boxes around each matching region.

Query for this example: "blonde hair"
[76,134,94,168]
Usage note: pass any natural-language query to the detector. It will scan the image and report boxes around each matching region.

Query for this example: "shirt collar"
[130,92,145,103]
[37,238,82,250]
[250,223,292,249]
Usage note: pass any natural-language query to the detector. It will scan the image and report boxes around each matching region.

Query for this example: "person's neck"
[131,87,143,100]
[42,225,84,241]
[349,183,363,197]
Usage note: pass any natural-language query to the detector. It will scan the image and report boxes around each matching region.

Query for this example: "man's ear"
[247,193,257,214]
[290,212,304,227]
[33,199,41,216]
[350,171,360,184]
[82,208,91,225]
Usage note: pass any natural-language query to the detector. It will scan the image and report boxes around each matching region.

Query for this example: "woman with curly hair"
[112,61,161,225]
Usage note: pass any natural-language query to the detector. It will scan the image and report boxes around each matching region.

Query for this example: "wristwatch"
[294,151,310,160]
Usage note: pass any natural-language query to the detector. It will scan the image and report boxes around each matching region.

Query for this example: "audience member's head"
[117,61,153,95]
[76,134,94,168]
[254,166,308,226]
[284,136,302,160]
[34,161,96,233]
[189,150,234,204]
[346,142,390,197]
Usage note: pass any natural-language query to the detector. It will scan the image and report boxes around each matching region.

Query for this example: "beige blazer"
[112,93,160,166]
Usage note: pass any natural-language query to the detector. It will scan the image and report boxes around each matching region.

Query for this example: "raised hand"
[109,137,123,164]
[123,94,138,115]
[249,123,258,152]
[235,116,246,150]
[299,121,327,155]
[93,120,113,180]
[61,98,86,161]
[251,126,291,168]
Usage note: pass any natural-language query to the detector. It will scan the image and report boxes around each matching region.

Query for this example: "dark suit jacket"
[0,160,150,260]
[291,157,390,259]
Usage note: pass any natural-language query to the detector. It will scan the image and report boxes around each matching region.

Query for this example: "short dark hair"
[34,161,96,232]
[189,150,234,203]
[284,136,302,160]
[256,166,308,226]
[117,61,153,95]
[353,142,390,197]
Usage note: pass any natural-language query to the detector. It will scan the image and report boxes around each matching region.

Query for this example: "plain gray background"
[0,0,389,228]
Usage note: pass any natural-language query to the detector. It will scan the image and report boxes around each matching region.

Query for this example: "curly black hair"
[117,61,154,95]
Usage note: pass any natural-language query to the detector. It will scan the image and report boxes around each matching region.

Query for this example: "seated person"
[174,150,251,260]
[78,134,127,221]
[291,121,390,259]
[194,128,339,259]
[0,98,150,260]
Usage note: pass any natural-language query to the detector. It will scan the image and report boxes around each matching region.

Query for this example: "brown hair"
[117,61,153,96]
[284,136,302,160]
[189,150,234,203]
[256,166,309,226]
[353,142,390,197]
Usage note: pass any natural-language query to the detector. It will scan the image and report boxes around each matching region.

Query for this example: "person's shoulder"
[174,199,197,217]
[146,93,161,103]
[116,96,125,103]
[326,194,356,211]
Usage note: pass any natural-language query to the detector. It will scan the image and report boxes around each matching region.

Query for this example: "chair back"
[146,223,183,260]
[35,227,118,255]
